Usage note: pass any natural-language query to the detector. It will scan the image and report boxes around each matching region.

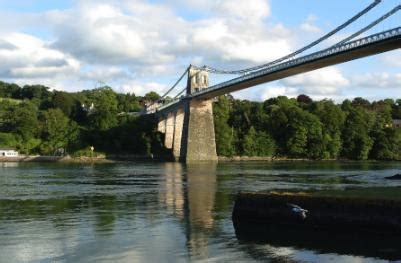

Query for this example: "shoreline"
[0,155,398,163]
[0,156,115,163]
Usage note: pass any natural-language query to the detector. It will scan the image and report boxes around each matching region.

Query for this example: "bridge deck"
[193,27,401,99]
[155,28,401,113]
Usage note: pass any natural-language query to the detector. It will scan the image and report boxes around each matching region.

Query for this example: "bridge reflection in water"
[160,162,217,260]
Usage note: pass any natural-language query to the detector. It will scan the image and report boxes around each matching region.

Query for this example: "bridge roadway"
[157,27,401,113]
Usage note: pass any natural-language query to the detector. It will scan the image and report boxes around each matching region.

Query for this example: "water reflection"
[185,163,217,260]
[160,162,217,260]
[234,222,401,261]
[160,162,185,220]
[0,162,19,168]
[1,161,401,262]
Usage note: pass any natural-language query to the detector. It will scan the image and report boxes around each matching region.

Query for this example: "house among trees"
[0,148,19,157]
[393,119,401,128]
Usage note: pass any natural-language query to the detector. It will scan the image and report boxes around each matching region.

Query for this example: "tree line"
[214,95,401,160]
[0,81,165,156]
[1,80,401,160]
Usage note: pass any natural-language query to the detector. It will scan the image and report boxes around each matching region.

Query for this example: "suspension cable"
[160,66,190,99]
[199,0,382,75]
[334,5,401,46]
[173,87,187,99]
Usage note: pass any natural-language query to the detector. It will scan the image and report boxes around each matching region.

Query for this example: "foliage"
[0,79,401,160]
[213,96,236,156]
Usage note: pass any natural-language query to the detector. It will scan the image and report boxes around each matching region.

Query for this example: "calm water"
[1,161,401,263]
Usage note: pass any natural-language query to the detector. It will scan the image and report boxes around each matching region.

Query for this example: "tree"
[341,107,374,160]
[39,109,79,154]
[18,85,51,100]
[268,104,324,158]
[243,127,276,156]
[352,97,370,108]
[87,87,119,131]
[51,91,78,117]
[117,93,141,113]
[214,96,236,156]
[7,102,39,141]
[0,81,20,98]
[0,132,18,148]
[312,100,345,158]
[297,94,313,104]
[144,91,161,102]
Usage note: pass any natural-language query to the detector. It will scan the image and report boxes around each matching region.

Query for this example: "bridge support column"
[172,108,184,161]
[156,66,218,162]
[165,113,175,149]
[181,99,218,162]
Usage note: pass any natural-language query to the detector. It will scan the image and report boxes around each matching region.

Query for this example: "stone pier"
[156,67,218,162]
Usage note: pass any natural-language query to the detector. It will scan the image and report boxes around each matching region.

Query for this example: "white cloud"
[0,0,398,103]
[0,33,79,79]
[169,0,270,22]
[351,72,401,89]
[382,50,401,67]
[300,15,321,34]
[261,86,299,100]
[282,67,349,95]
[216,0,270,22]
[119,81,169,96]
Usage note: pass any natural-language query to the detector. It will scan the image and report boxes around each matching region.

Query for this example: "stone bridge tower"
[157,66,218,162]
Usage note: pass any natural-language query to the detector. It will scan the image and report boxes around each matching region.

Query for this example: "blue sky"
[0,0,400,102]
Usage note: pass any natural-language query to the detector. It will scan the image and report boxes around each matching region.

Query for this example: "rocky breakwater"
[232,192,401,260]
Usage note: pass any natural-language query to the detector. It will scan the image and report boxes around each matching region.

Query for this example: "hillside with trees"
[0,81,165,156]
[214,95,401,160]
[1,80,401,160]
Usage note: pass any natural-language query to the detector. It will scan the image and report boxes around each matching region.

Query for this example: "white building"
[0,148,19,157]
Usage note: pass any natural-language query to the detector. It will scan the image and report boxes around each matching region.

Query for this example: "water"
[1,161,401,262]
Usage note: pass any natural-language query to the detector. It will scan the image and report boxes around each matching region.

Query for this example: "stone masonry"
[157,66,217,162]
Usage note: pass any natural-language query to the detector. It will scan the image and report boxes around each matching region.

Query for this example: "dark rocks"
[233,192,401,234]
[232,192,401,260]
[385,173,401,180]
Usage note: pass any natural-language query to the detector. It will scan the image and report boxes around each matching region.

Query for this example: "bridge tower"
[182,67,218,162]
[157,66,218,162]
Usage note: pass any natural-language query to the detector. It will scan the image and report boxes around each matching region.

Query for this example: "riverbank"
[218,156,310,161]
[0,155,399,163]
[0,155,115,163]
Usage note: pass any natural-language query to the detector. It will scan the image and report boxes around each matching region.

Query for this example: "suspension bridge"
[143,0,401,162]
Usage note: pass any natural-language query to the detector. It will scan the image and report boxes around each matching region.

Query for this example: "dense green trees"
[212,94,401,160]
[0,82,162,156]
[1,79,401,160]
[213,95,235,156]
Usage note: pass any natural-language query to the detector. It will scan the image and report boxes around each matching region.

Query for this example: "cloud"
[261,86,299,100]
[0,33,79,79]
[351,72,401,89]
[281,67,349,95]
[0,39,16,50]
[118,81,169,96]
[382,50,401,67]
[300,15,321,34]
[169,0,270,22]
[215,0,270,22]
[0,0,292,85]
[0,0,397,103]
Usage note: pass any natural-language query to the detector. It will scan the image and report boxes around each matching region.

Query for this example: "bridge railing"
[192,27,401,98]
[154,98,181,112]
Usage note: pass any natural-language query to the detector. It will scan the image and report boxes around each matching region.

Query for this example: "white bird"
[287,203,308,219]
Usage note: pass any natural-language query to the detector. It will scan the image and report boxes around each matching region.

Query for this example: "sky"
[0,0,400,102]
